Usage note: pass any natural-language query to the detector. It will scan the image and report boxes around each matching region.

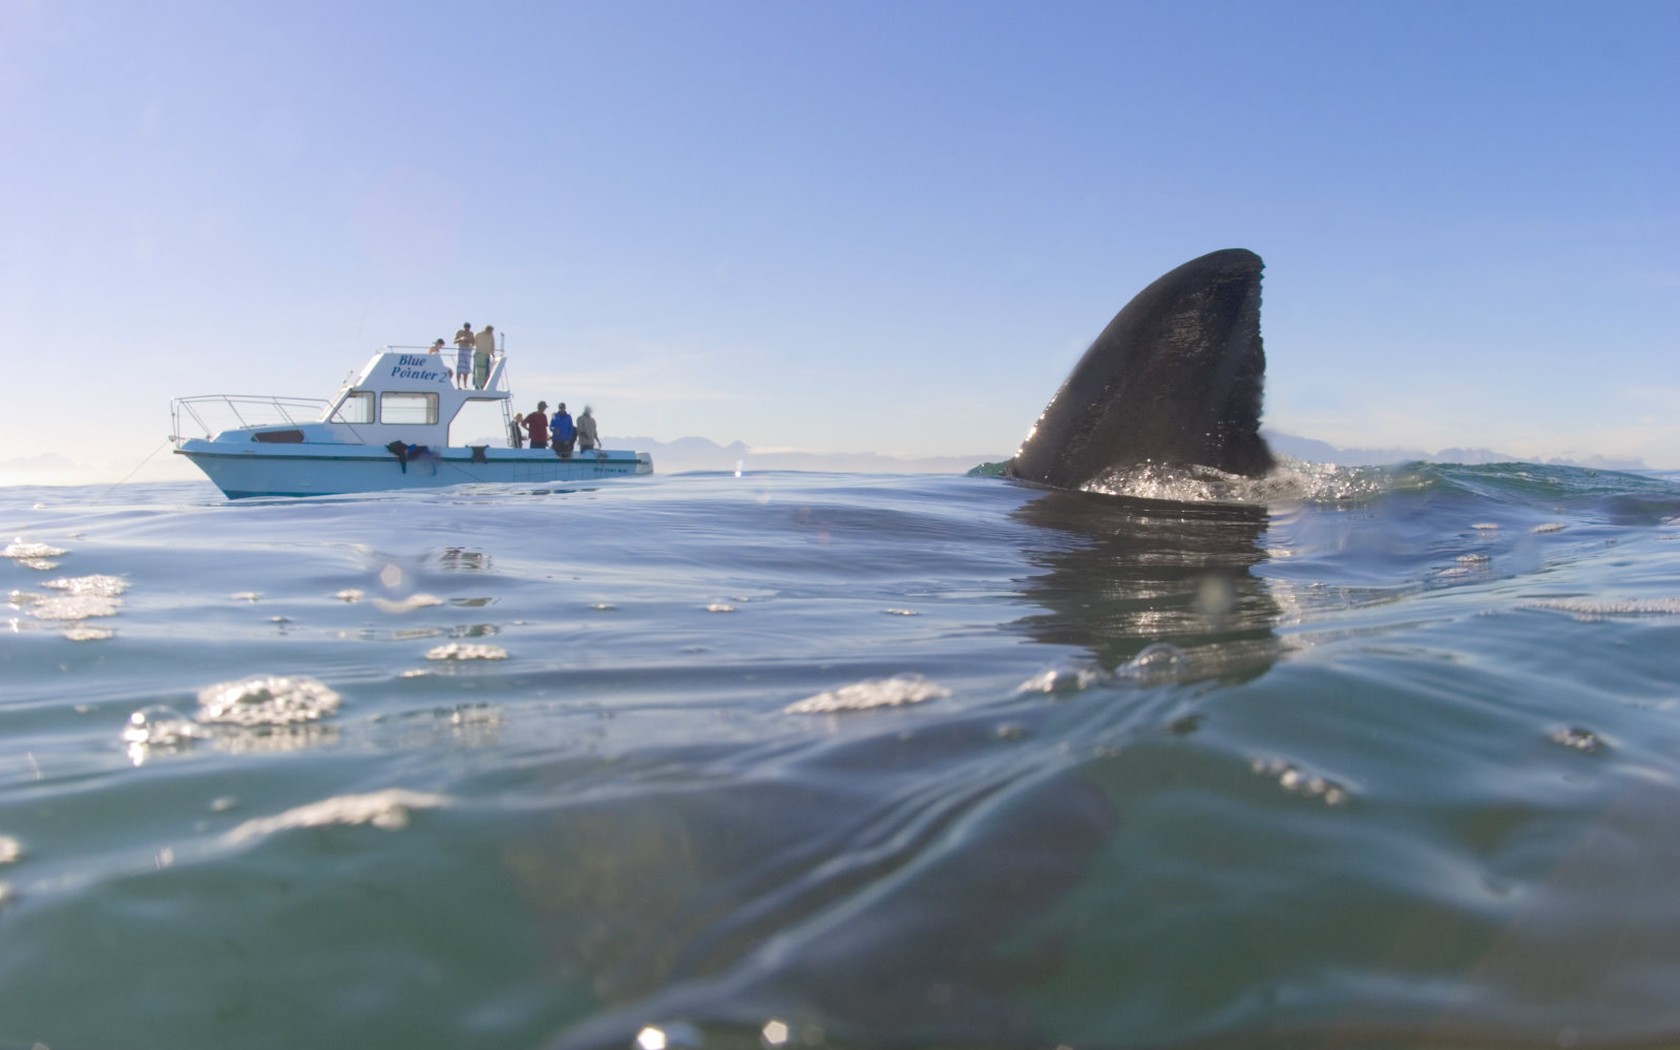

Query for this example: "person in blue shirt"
[550,403,576,457]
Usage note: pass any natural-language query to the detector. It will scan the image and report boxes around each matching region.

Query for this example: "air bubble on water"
[1550,726,1605,753]
[1017,665,1108,695]
[785,674,952,714]
[28,593,120,621]
[705,603,737,613]
[1119,642,1189,682]
[231,591,261,602]
[1253,758,1350,806]
[123,705,208,747]
[196,675,342,726]
[882,607,919,616]
[18,575,126,622]
[335,589,365,602]
[374,593,444,613]
[3,540,67,561]
[45,574,126,597]
[424,642,508,661]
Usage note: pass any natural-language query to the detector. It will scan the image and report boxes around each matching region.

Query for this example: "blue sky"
[2,0,1676,483]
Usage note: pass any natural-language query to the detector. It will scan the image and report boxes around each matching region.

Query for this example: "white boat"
[170,347,653,498]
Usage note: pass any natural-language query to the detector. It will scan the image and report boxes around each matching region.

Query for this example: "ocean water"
[3,463,1680,1050]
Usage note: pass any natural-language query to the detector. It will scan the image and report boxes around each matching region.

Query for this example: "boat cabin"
[176,347,514,450]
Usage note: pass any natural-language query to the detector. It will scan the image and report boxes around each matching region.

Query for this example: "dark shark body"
[1009,248,1275,487]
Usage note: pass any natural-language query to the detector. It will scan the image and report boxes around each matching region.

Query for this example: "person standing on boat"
[522,402,549,449]
[551,403,576,458]
[473,324,496,389]
[426,337,450,382]
[509,412,525,448]
[453,322,474,389]
[576,406,599,452]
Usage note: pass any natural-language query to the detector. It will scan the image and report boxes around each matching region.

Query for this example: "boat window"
[381,392,438,425]
[330,391,374,424]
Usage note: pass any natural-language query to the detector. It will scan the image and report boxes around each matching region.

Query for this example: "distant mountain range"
[611,437,998,475]
[618,433,1651,475]
[1261,432,1648,471]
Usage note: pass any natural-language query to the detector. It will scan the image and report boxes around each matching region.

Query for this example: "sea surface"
[3,463,1680,1050]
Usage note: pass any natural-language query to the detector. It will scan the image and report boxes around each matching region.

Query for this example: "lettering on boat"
[390,354,446,382]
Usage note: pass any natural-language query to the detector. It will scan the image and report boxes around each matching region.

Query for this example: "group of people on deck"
[512,401,599,457]
[426,325,602,455]
[426,322,498,390]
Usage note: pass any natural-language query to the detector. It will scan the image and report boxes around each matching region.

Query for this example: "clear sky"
[2,0,1676,484]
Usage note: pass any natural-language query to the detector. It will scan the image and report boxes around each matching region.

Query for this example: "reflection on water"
[1012,487,1278,674]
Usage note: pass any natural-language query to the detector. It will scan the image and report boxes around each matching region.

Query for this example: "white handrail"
[170,395,330,442]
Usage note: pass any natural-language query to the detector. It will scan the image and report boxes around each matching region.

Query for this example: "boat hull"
[176,441,652,498]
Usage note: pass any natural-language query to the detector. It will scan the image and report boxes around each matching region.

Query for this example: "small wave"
[784,674,951,714]
[1079,457,1402,506]
[1521,597,1680,620]
[224,789,448,845]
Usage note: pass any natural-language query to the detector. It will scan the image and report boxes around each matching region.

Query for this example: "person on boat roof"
[576,406,599,452]
[453,322,474,389]
[523,401,549,449]
[473,324,496,389]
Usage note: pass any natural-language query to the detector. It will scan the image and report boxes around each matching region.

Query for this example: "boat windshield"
[328,391,374,424]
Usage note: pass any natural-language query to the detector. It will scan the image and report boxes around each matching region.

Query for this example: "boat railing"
[170,394,332,443]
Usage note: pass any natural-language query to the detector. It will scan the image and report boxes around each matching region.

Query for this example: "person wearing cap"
[473,324,496,389]
[452,322,474,389]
